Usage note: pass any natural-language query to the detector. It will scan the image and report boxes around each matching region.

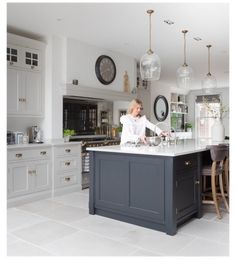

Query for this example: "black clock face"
[95,55,116,85]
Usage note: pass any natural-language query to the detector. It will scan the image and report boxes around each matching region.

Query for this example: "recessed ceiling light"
[164,20,174,25]
[193,37,202,41]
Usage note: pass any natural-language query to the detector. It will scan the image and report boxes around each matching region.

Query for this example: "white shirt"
[120,114,162,145]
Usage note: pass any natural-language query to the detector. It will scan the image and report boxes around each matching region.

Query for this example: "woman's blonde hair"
[127,98,143,114]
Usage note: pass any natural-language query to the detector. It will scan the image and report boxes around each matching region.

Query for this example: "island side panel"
[164,157,177,235]
[89,151,95,214]
[89,151,171,234]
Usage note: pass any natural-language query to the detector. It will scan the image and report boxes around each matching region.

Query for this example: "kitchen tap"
[155,122,177,145]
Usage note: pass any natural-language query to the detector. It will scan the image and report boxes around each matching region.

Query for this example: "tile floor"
[7,189,229,256]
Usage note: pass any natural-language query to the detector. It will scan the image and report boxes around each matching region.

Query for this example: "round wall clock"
[95,55,116,85]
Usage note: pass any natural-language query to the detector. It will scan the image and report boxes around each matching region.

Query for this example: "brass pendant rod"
[147,10,154,54]
[207,45,212,76]
[182,30,188,66]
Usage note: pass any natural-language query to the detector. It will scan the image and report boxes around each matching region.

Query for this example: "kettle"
[28,126,43,143]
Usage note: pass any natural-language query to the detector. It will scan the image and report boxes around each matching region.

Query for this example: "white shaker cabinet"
[7,33,44,117]
[7,146,52,206]
[7,68,43,116]
[53,143,82,195]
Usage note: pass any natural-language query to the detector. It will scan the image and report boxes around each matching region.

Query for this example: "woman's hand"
[139,134,147,144]
[159,131,169,137]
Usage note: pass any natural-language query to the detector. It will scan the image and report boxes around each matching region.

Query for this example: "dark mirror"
[154,95,169,121]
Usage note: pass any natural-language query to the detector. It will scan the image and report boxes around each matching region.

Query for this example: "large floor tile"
[7,239,52,256]
[43,229,137,256]
[176,237,229,256]
[52,192,89,209]
[70,214,138,240]
[178,218,229,244]
[116,225,196,255]
[7,233,20,245]
[7,208,47,232]
[32,204,89,223]
[129,248,162,256]
[16,198,63,213]
[12,220,78,246]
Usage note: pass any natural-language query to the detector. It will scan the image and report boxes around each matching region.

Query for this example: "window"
[195,95,220,139]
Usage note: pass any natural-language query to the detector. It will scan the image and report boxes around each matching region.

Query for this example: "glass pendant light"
[140,10,161,81]
[202,45,217,93]
[176,30,194,90]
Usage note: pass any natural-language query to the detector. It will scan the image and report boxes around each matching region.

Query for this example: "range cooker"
[70,135,120,189]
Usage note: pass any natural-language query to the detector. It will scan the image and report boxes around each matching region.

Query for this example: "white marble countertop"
[7,139,82,150]
[87,139,229,157]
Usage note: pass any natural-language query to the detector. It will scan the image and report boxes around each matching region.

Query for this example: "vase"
[211,118,225,142]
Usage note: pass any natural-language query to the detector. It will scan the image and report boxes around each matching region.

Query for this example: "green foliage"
[117,126,123,133]
[63,129,76,136]
[185,123,192,129]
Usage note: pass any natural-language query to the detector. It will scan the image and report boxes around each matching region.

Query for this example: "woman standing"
[120,98,166,145]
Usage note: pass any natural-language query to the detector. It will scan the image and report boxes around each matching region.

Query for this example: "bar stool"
[201,144,229,219]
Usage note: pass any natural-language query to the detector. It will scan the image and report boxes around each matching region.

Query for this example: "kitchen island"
[87,139,211,235]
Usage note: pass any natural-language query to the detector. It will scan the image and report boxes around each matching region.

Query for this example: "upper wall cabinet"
[7,33,45,117]
[7,44,41,72]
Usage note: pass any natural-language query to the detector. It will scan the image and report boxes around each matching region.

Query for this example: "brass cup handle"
[65,162,71,166]
[15,153,22,158]
[65,177,71,182]
[65,149,71,153]
[28,170,36,175]
[185,161,191,166]
[40,151,47,155]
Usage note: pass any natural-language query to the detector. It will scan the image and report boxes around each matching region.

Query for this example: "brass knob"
[65,162,71,166]
[195,180,200,185]
[65,177,71,182]
[65,149,71,153]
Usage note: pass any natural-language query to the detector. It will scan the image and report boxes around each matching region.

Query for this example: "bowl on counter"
[146,136,161,146]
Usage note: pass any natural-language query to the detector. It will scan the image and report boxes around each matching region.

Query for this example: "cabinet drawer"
[54,145,80,157]
[174,153,198,171]
[54,156,79,172]
[8,148,51,162]
[55,172,78,187]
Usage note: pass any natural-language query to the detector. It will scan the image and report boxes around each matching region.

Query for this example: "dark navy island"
[88,140,210,235]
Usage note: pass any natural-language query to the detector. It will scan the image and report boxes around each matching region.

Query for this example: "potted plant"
[63,129,75,142]
[185,123,193,132]
[116,126,123,138]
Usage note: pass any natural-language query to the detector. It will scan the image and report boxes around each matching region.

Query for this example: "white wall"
[149,81,172,130]
[113,101,129,126]
[66,38,136,92]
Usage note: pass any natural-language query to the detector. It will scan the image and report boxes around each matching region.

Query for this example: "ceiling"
[7,2,229,89]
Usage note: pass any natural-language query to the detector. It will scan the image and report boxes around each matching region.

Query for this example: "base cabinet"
[89,151,201,235]
[174,153,199,220]
[7,147,52,205]
[53,143,82,195]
